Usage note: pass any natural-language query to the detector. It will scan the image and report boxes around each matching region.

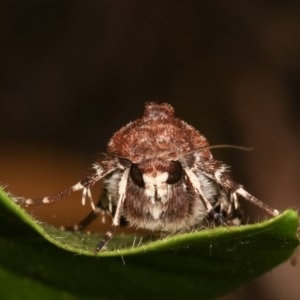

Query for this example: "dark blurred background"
[1,1,299,299]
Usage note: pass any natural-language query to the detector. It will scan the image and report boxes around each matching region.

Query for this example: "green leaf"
[0,187,299,299]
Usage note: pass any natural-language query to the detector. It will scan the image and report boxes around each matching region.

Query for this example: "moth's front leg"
[15,158,120,210]
[200,159,279,217]
[94,168,130,252]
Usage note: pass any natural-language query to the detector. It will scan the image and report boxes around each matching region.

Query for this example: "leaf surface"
[0,188,298,299]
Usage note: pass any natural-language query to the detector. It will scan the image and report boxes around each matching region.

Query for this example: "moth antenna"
[203,144,254,152]
[180,144,253,159]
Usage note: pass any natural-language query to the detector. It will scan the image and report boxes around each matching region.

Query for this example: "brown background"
[1,1,300,299]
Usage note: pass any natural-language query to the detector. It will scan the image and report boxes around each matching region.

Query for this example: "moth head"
[129,160,183,188]
[128,160,183,203]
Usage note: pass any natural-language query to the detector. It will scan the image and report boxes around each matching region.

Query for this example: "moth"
[17,102,278,252]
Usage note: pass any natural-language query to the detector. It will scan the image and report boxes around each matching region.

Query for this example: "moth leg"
[94,168,130,252]
[184,167,226,224]
[201,161,279,217]
[63,197,111,232]
[15,160,120,211]
[235,186,279,217]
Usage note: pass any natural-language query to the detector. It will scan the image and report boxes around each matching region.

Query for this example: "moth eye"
[119,158,131,168]
[167,161,183,184]
[130,164,145,187]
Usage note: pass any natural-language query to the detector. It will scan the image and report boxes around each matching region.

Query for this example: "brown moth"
[17,102,278,252]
